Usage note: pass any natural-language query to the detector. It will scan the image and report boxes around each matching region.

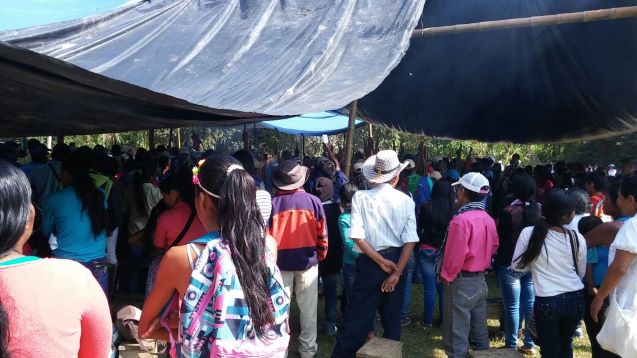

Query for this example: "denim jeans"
[333,248,405,357]
[342,263,356,306]
[79,257,109,296]
[534,290,585,358]
[418,248,444,325]
[321,273,338,326]
[400,253,415,319]
[495,264,535,348]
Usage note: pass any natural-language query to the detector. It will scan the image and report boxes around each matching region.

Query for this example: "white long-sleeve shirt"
[512,226,586,297]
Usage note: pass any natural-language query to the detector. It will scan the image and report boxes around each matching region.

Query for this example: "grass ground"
[287,273,593,357]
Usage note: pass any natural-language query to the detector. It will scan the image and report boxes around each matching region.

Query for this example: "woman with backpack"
[494,174,541,355]
[140,155,288,357]
[512,188,587,357]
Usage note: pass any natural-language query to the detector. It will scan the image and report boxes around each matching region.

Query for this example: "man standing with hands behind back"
[332,150,419,358]
[440,172,499,358]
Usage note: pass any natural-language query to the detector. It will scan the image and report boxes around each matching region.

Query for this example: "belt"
[377,247,401,255]
[458,271,484,277]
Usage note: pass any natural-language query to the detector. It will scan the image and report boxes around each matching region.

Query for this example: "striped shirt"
[350,183,419,252]
[268,189,328,271]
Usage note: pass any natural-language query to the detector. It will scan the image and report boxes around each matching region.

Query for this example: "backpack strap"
[567,229,579,276]
[168,209,196,249]
[48,162,61,182]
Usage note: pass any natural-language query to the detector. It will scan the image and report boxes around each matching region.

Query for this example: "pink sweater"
[0,258,112,358]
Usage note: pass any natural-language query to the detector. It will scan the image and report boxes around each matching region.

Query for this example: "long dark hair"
[62,148,107,236]
[197,155,273,336]
[160,168,196,209]
[515,188,576,269]
[0,161,32,257]
[511,174,541,228]
[133,158,158,216]
[339,183,358,211]
[0,299,8,358]
[420,180,455,237]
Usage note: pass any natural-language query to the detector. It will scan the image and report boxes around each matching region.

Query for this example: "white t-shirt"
[609,215,637,311]
[512,227,587,297]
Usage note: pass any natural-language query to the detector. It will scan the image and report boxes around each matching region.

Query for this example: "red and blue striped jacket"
[267,189,328,271]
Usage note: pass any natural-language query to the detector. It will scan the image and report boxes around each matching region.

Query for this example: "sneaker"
[573,327,583,338]
[419,322,433,331]
[325,323,337,337]
[400,317,412,327]
[518,346,536,356]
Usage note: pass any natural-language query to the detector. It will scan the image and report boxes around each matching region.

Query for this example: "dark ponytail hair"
[0,161,32,257]
[511,174,541,228]
[133,158,158,216]
[62,147,107,236]
[0,299,8,358]
[516,188,576,269]
[197,155,274,337]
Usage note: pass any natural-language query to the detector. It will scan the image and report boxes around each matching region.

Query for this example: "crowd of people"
[1,137,637,358]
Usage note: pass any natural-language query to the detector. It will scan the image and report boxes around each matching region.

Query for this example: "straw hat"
[362,150,409,184]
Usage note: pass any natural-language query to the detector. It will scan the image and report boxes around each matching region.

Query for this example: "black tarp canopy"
[2,0,637,143]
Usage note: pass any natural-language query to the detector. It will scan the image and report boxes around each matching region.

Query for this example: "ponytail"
[198,155,274,337]
[515,188,576,269]
[516,217,549,269]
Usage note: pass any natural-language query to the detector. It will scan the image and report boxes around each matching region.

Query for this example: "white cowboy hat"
[362,150,409,184]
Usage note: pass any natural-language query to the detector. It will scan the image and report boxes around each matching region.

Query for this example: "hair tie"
[226,164,244,175]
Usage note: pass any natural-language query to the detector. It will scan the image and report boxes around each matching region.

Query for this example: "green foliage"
[5,126,637,166]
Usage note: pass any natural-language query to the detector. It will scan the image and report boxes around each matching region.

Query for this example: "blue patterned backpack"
[180,238,290,357]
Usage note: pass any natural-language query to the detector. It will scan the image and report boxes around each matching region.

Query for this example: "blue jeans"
[496,264,535,348]
[400,253,415,319]
[79,257,109,296]
[342,263,356,306]
[418,248,444,325]
[534,290,585,358]
[322,273,338,326]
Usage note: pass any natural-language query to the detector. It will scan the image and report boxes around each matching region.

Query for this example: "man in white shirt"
[332,150,419,358]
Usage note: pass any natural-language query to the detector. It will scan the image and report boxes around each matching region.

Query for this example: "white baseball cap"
[452,172,490,194]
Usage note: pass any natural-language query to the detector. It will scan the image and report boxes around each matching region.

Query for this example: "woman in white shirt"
[590,176,637,355]
[512,188,587,358]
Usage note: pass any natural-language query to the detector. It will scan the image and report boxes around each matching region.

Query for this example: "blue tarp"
[0,0,132,31]
[261,112,363,136]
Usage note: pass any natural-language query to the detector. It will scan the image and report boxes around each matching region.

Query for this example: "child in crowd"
[338,183,359,310]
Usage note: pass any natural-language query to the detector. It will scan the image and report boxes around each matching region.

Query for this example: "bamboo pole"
[343,100,358,178]
[412,6,637,38]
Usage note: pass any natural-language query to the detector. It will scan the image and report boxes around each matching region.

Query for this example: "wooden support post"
[176,128,181,149]
[301,134,305,159]
[56,135,65,145]
[412,6,637,38]
[168,128,173,150]
[343,100,358,178]
[147,129,155,149]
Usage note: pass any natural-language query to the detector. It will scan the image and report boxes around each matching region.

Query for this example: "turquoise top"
[339,212,359,266]
[42,186,107,262]
[0,256,40,267]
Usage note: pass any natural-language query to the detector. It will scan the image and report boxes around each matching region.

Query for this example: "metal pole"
[412,6,637,38]
[344,100,358,178]
[168,128,173,150]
